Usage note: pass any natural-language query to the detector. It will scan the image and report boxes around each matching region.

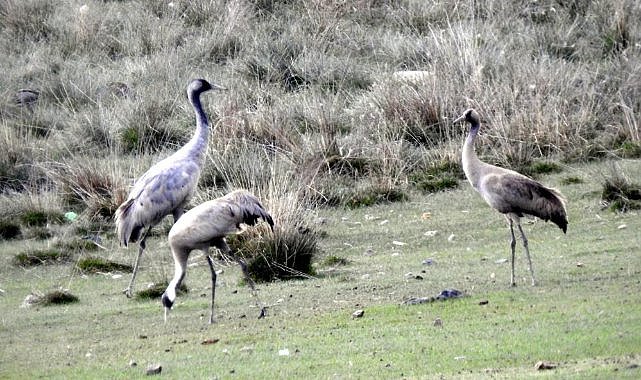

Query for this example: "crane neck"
[462,121,483,188]
[184,90,210,164]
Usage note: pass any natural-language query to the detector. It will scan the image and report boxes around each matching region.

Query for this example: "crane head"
[453,108,480,125]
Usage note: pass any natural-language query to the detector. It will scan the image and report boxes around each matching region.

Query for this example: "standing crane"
[161,189,274,324]
[115,79,225,298]
[454,108,568,286]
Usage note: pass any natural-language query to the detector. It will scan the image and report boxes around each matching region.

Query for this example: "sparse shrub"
[0,220,21,239]
[13,249,70,266]
[75,256,132,273]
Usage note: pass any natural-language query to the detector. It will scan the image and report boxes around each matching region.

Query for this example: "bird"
[115,78,225,298]
[454,108,568,286]
[161,189,274,324]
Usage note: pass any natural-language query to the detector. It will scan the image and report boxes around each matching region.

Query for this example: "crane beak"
[453,114,466,124]
[212,83,227,91]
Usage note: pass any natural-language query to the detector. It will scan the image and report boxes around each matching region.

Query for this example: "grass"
[1,160,640,378]
[1,0,641,377]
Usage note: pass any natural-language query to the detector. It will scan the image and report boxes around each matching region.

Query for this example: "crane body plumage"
[115,79,224,297]
[456,108,568,286]
[161,189,274,324]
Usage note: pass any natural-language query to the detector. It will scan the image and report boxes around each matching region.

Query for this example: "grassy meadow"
[1,0,641,378]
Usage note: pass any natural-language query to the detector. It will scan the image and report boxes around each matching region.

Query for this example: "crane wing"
[482,173,567,232]
[115,159,201,245]
[168,190,274,249]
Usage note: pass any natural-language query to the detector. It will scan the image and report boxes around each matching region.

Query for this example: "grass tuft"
[41,290,79,305]
[13,249,70,266]
[601,166,641,212]
[231,227,318,283]
[75,256,132,274]
[135,282,188,300]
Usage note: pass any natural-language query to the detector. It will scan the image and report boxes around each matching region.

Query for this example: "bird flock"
[115,79,567,324]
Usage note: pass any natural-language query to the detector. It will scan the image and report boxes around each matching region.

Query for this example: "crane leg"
[517,224,536,286]
[124,231,149,298]
[206,254,218,324]
[234,256,267,319]
[508,220,517,287]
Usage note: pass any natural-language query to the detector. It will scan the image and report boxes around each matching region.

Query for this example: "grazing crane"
[115,79,225,298]
[161,189,274,324]
[454,108,568,286]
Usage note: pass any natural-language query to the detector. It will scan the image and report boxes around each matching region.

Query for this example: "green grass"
[1,160,640,378]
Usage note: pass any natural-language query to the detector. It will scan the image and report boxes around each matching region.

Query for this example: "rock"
[534,361,557,370]
[433,318,443,327]
[479,299,489,305]
[352,309,365,318]
[146,364,162,375]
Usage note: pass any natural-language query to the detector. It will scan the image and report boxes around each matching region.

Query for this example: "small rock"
[423,230,438,237]
[146,364,162,375]
[534,361,557,370]
[278,348,290,356]
[576,262,583,267]
[129,360,137,367]
[422,258,434,266]
[617,224,627,230]
[479,299,489,305]
[495,258,508,264]
[352,309,365,318]
[433,318,443,327]
[201,338,220,345]
[447,234,456,242]
[392,240,406,246]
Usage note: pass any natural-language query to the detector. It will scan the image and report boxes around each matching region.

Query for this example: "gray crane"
[115,78,225,298]
[454,108,568,286]
[161,189,274,324]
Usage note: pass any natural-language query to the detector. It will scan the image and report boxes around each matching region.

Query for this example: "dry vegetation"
[1,0,640,270]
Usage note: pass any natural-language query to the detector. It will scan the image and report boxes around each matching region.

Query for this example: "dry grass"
[1,0,641,286]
